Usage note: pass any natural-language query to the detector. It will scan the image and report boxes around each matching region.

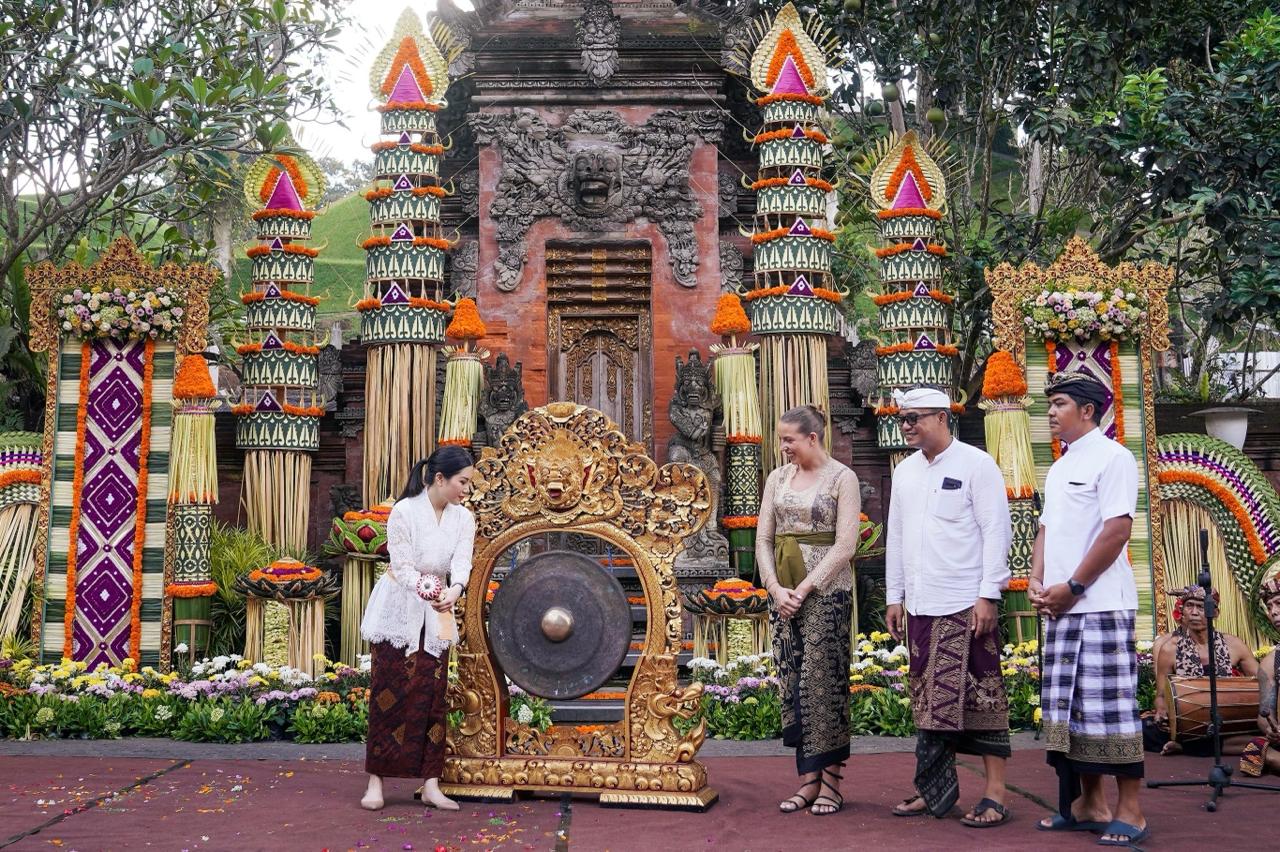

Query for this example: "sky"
[293,0,460,164]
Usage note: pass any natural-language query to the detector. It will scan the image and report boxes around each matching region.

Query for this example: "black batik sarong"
[365,641,449,779]
[773,589,853,774]
[908,609,1011,816]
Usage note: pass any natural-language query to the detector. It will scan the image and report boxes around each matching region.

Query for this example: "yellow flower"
[237,659,253,669]
[124,673,141,683]
[858,642,874,655]
[1033,707,1043,724]
[141,688,162,699]
[248,676,265,687]
[849,674,864,683]
[121,657,136,672]
[897,664,910,674]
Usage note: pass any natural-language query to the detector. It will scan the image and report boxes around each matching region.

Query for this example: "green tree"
[799,0,1273,395]
[0,0,345,424]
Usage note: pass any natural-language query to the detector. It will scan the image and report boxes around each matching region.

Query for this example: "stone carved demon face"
[675,351,711,408]
[568,147,623,215]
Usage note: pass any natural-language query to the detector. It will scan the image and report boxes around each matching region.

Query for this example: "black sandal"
[961,797,1011,828]
[778,778,819,814]
[811,765,844,816]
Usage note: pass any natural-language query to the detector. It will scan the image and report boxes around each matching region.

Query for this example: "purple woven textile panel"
[1052,339,1118,443]
[72,339,146,667]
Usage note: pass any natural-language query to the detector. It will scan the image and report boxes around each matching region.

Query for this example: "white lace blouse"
[359,492,476,657]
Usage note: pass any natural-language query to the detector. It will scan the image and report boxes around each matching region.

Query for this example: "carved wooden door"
[546,242,653,451]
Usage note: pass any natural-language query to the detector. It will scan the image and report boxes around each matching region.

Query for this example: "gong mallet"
[1147,529,1280,809]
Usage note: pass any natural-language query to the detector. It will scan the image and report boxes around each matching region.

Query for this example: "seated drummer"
[1241,579,1280,777]
[1145,584,1258,756]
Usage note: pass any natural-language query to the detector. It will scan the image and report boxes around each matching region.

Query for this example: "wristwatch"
[1066,579,1087,597]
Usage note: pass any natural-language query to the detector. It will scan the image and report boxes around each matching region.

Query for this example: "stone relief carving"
[469,108,722,291]
[718,170,739,217]
[317,342,342,411]
[450,240,478,299]
[575,0,621,87]
[455,170,479,217]
[666,351,731,578]
[718,240,743,292]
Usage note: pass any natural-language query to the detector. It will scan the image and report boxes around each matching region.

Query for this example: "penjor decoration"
[25,237,217,667]
[166,355,221,661]
[866,131,958,458]
[742,2,844,471]
[977,350,1038,641]
[0,432,43,639]
[437,298,488,449]
[359,9,455,505]
[709,293,763,579]
[236,146,327,554]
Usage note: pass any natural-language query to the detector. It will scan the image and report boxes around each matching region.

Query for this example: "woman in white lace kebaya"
[359,446,476,812]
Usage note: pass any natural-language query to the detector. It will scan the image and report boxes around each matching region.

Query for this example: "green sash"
[774,531,837,590]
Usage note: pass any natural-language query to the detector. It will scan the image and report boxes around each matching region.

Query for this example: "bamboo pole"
[242,450,312,554]
[0,503,39,637]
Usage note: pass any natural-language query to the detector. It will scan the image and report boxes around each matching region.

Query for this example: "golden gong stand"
[442,403,718,809]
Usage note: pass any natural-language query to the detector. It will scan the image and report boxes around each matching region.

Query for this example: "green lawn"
[229,192,369,315]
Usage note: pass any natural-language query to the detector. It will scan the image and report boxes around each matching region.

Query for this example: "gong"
[487,550,632,700]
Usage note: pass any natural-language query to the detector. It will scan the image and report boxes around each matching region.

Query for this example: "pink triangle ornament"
[397,132,412,148]
[891,171,927,210]
[388,64,426,104]
[263,283,283,300]
[914,333,937,351]
[392,174,413,192]
[390,223,414,242]
[261,331,284,350]
[771,55,811,96]
[791,123,807,138]
[911,237,928,252]
[788,169,808,186]
[264,171,304,212]
[269,237,285,252]
[912,281,931,298]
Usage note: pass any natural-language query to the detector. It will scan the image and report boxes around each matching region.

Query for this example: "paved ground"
[0,737,1272,850]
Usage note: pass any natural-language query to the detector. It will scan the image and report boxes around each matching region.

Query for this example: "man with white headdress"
[885,386,1014,828]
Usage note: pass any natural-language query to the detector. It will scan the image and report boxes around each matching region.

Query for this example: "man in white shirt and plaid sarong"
[1030,373,1148,847]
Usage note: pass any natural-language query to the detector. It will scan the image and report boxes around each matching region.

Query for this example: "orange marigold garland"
[1158,470,1268,564]
[0,469,41,489]
[710,293,751,338]
[755,92,824,107]
[165,581,219,598]
[251,208,316,221]
[1109,340,1125,445]
[871,289,953,306]
[1047,340,1062,461]
[751,176,834,192]
[355,296,450,312]
[982,350,1028,398]
[245,243,319,258]
[765,30,816,90]
[445,297,487,341]
[875,207,943,220]
[753,128,829,144]
[361,235,453,251]
[364,185,447,201]
[241,289,320,306]
[875,342,960,357]
[380,37,434,99]
[369,141,444,155]
[259,155,308,204]
[874,242,948,258]
[742,286,842,304]
[62,341,93,659]
[721,515,759,530]
[884,145,933,203]
[751,226,835,244]
[235,340,321,356]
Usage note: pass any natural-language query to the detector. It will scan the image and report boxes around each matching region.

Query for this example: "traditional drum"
[1166,676,1260,742]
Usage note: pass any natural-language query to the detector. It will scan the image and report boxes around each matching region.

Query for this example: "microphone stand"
[1146,529,1280,810]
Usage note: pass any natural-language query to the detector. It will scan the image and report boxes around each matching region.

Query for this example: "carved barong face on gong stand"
[443,403,718,808]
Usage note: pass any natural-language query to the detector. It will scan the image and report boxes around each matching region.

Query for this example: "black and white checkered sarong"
[1042,610,1143,768]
